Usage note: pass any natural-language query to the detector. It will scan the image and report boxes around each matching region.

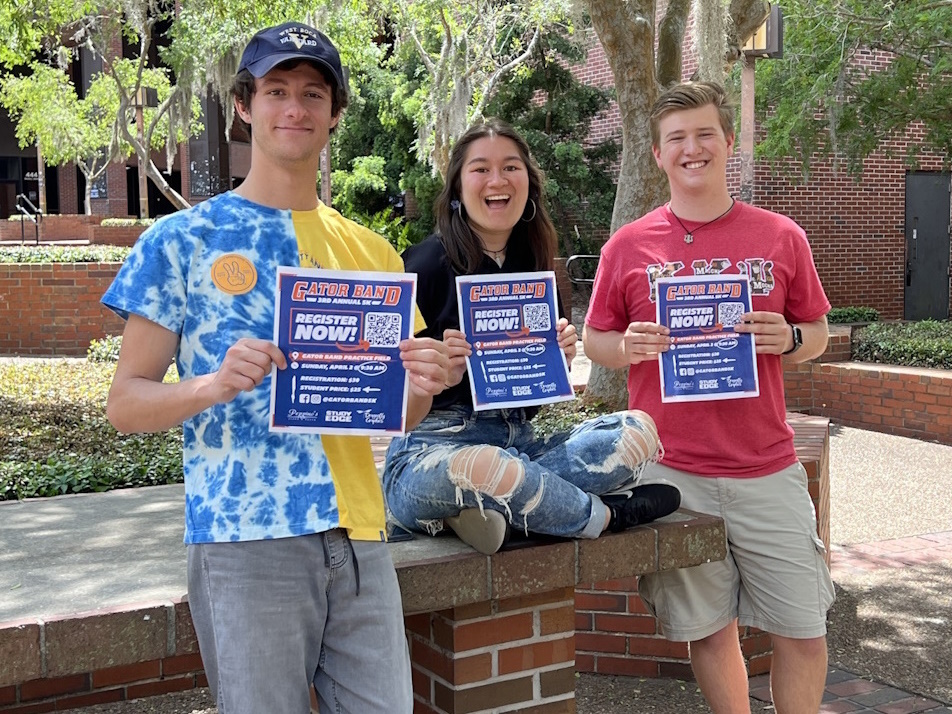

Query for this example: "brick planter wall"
[0,217,145,246]
[0,263,125,356]
[88,225,147,247]
[1,515,727,713]
[784,326,852,411]
[0,602,205,714]
[406,588,577,714]
[784,324,952,445]
[0,216,102,243]
[787,361,952,445]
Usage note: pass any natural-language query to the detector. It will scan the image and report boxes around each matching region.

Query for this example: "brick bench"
[0,512,726,714]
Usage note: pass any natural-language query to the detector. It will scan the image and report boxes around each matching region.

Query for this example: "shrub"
[357,209,421,253]
[88,335,123,363]
[100,217,155,227]
[0,360,182,501]
[0,245,130,263]
[532,395,613,439]
[828,306,880,324]
[852,320,952,370]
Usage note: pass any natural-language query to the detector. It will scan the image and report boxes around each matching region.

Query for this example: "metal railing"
[15,194,42,245]
[564,254,600,285]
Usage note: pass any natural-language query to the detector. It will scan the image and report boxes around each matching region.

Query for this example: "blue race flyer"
[655,274,759,403]
[270,267,417,435]
[456,271,574,411]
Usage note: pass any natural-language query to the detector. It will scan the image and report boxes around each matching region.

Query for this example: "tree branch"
[408,24,435,76]
[657,0,691,86]
[474,24,541,118]
[725,0,770,64]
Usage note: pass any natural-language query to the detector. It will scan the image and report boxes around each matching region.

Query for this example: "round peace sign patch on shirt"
[211,253,258,295]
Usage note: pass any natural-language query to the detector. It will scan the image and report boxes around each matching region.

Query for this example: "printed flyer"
[270,267,417,435]
[655,274,759,403]
[456,271,574,411]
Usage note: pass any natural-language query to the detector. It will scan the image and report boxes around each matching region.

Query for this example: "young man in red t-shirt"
[584,81,834,713]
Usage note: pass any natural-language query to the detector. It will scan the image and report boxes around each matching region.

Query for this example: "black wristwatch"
[782,324,803,355]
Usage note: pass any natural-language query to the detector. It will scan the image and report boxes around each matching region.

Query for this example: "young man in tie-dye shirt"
[102,23,448,714]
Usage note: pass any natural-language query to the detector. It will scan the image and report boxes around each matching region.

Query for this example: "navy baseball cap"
[238,22,344,90]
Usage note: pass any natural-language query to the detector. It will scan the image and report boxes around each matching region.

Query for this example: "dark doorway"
[44,165,59,214]
[126,166,182,218]
[0,181,16,219]
[904,172,951,320]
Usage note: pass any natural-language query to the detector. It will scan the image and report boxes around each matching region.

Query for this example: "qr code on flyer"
[364,313,402,347]
[718,302,745,327]
[522,303,551,332]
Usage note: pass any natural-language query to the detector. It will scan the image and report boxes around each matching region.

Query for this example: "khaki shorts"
[639,461,835,641]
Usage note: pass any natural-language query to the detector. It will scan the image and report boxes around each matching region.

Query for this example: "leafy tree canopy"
[372,0,572,176]
[756,0,952,177]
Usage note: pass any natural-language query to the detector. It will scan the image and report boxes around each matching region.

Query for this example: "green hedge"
[828,306,880,324]
[100,217,155,227]
[852,320,952,370]
[0,245,130,263]
[0,361,182,501]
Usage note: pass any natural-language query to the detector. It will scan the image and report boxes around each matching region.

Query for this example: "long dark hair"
[435,118,557,275]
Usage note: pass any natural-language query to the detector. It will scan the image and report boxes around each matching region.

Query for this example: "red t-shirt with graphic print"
[585,201,830,477]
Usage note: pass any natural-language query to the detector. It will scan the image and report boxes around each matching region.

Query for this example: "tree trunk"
[581,0,671,411]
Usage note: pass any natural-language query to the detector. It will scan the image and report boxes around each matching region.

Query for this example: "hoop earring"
[521,198,537,223]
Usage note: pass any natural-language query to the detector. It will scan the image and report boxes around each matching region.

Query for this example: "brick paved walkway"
[832,531,952,574]
[750,666,952,713]
[746,530,952,713]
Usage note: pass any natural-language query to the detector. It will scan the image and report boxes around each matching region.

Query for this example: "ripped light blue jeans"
[382,405,660,540]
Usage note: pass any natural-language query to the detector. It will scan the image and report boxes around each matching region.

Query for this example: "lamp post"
[36,141,46,215]
[740,5,784,205]
[133,87,158,218]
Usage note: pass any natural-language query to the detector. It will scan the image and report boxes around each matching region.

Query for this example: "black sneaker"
[603,483,681,532]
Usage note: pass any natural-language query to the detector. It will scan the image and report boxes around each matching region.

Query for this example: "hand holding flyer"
[455,271,574,410]
[270,267,418,435]
[655,274,759,403]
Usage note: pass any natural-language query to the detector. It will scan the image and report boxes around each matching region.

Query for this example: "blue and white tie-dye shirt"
[103,192,421,544]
